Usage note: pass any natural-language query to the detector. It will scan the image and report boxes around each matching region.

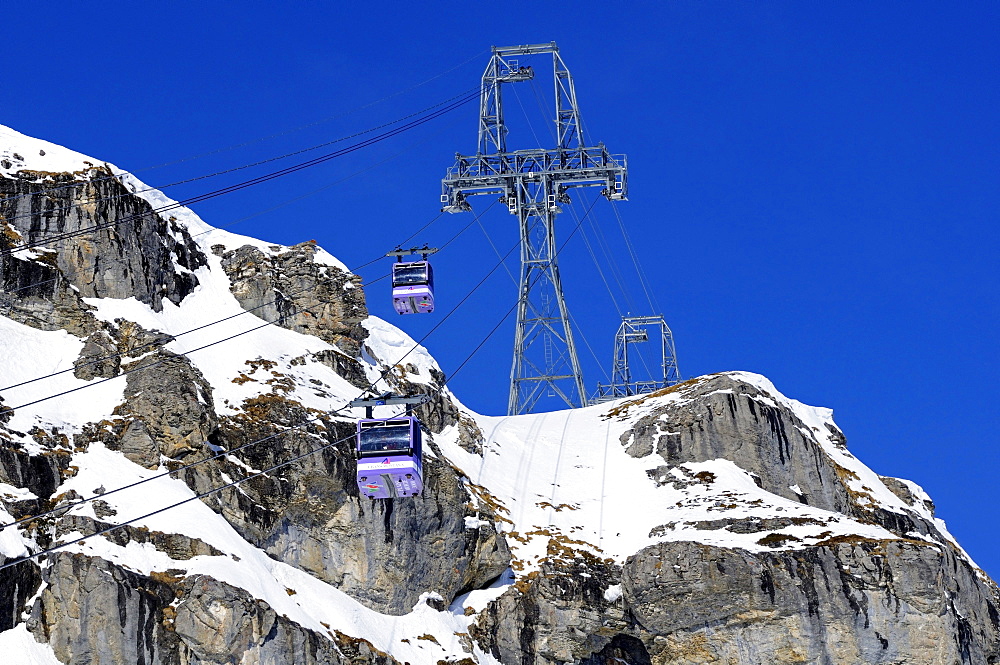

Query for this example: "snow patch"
[0,625,61,665]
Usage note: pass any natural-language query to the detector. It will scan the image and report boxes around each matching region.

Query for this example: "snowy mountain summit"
[0,124,997,665]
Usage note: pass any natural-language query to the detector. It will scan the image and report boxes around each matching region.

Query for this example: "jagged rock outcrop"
[25,554,393,665]
[618,539,1000,665]
[468,376,1000,665]
[218,242,368,357]
[185,394,509,615]
[111,350,217,466]
[0,168,207,318]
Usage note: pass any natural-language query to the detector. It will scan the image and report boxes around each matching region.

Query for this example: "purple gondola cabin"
[391,260,434,315]
[356,416,423,499]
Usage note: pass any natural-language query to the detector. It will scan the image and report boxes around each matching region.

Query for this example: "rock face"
[469,376,1000,665]
[0,134,997,665]
[218,241,368,359]
[0,168,207,382]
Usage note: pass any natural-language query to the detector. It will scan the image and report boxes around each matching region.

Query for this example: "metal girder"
[386,245,438,262]
[349,393,432,418]
[441,43,628,415]
[593,315,681,401]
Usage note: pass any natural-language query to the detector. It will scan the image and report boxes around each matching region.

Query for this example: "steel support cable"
[565,81,658,315]
[572,197,634,313]
[525,76,639,316]
[0,428,361,573]
[610,200,659,314]
[0,89,480,258]
[0,225,522,539]
[0,124,455,311]
[0,199,465,397]
[567,310,611,385]
[575,215,625,317]
[522,80,636,319]
[1,89,479,256]
[473,215,610,385]
[578,199,657,382]
[0,83,483,210]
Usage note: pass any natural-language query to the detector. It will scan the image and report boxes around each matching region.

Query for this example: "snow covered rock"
[0,123,997,665]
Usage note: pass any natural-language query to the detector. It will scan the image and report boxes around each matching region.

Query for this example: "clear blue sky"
[5,3,998,577]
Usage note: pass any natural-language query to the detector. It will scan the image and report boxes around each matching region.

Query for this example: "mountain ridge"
[0,124,997,665]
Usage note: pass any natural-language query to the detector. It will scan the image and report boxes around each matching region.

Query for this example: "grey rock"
[112,350,217,465]
[25,553,393,665]
[174,574,278,662]
[195,395,510,615]
[472,555,624,665]
[28,553,177,665]
[0,170,207,313]
[73,329,120,380]
[220,242,368,358]
[621,539,1000,665]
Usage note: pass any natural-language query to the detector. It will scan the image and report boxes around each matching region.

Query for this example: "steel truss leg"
[508,199,586,415]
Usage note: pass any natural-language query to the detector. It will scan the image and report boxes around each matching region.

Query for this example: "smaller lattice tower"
[593,315,681,402]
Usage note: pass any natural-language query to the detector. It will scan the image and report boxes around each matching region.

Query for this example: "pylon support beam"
[441,43,629,415]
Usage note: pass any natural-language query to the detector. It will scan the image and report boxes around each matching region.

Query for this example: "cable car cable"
[0,169,596,567]
[0,221,525,535]
[520,80,636,317]
[609,200,659,314]
[0,88,480,258]
[0,83,482,211]
[472,213,611,385]
[186,121,457,249]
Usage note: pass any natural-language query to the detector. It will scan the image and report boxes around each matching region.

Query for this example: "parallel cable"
[0,219,519,538]
[0,198,467,397]
[189,119,456,244]
[472,213,609,385]
[0,84,477,217]
[1,88,479,258]
[1,53,485,208]
[610,200,659,314]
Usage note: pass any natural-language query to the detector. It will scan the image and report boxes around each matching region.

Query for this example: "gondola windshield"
[358,420,411,454]
[392,263,430,286]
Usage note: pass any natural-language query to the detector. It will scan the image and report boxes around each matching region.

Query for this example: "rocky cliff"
[0,124,997,665]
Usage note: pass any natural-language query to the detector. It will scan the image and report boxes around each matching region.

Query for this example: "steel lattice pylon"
[593,315,681,402]
[441,43,628,415]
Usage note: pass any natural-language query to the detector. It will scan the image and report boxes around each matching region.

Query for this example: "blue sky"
[5,3,999,577]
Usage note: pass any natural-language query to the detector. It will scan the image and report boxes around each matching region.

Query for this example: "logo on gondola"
[364,484,380,491]
[381,458,391,465]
